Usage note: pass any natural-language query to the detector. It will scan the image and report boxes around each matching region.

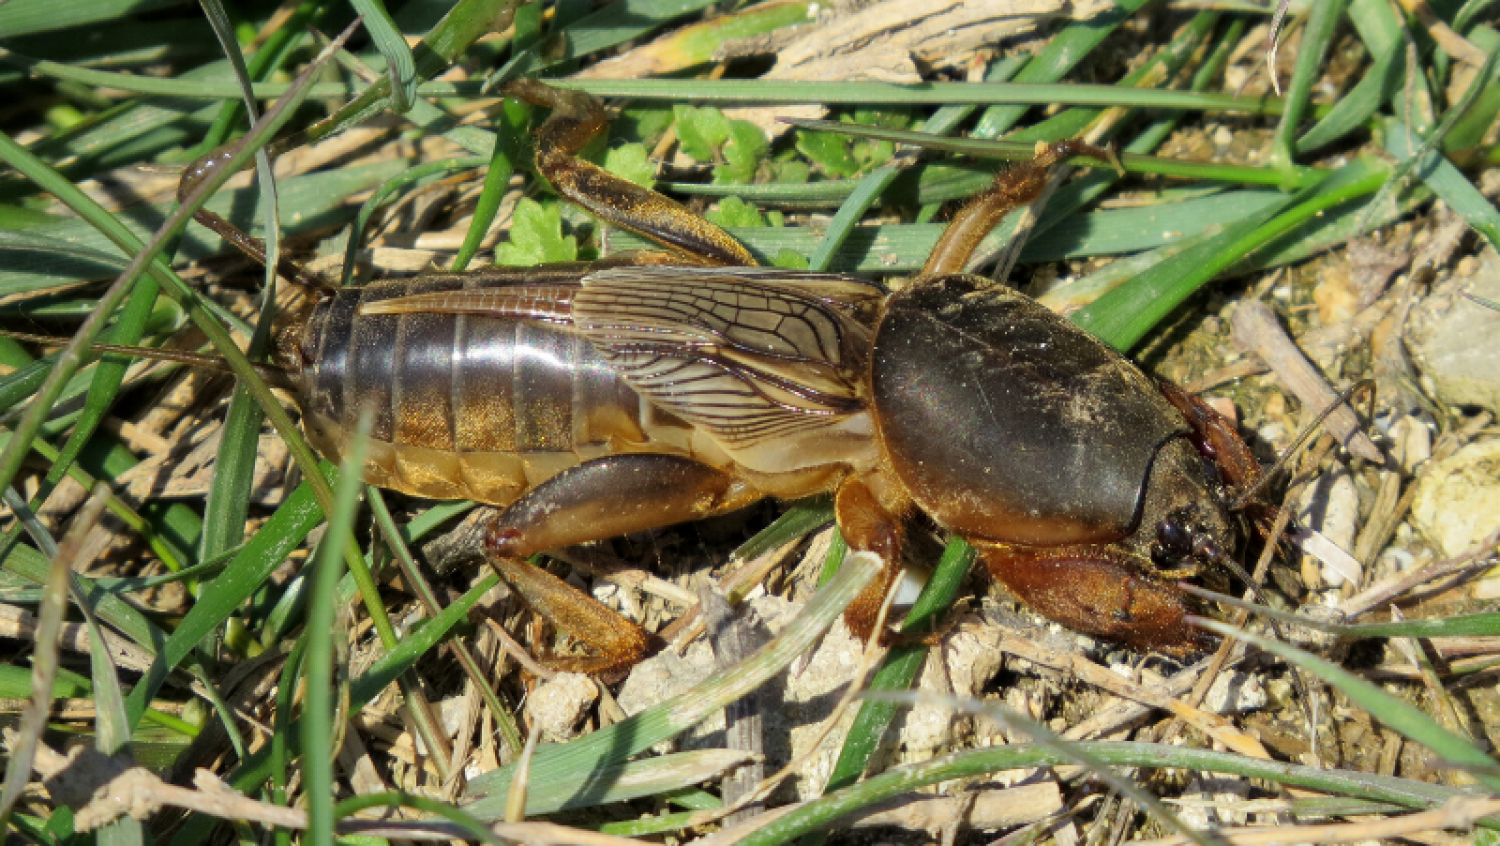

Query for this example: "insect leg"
[834,475,906,642]
[921,140,1116,278]
[485,453,763,675]
[501,79,757,268]
[976,541,1211,656]
[177,143,336,294]
[1157,381,1263,494]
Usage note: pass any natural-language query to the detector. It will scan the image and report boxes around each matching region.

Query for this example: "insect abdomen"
[291,274,688,504]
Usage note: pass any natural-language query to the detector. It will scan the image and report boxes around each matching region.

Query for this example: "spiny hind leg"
[486,453,763,675]
[501,78,756,267]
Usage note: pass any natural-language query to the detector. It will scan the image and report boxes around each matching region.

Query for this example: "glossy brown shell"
[871,274,1189,545]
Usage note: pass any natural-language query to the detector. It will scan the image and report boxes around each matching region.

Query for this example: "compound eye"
[1156,517,1193,556]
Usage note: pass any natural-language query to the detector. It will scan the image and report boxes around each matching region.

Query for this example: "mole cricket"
[92,80,1273,673]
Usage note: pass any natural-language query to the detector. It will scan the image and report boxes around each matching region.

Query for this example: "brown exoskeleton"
[185,80,1263,674]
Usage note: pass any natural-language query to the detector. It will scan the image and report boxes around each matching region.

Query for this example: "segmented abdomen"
[288,270,688,504]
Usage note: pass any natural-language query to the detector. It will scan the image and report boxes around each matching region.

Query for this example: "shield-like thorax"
[871,274,1188,545]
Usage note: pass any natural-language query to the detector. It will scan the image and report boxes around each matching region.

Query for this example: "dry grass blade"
[0,483,112,824]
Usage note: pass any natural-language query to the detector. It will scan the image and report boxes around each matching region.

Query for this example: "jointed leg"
[502,80,757,267]
[921,140,1117,278]
[834,475,906,642]
[977,541,1209,656]
[485,453,763,675]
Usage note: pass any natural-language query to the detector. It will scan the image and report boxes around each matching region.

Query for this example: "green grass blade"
[735,741,1484,846]
[821,539,975,795]
[122,473,329,727]
[196,0,277,579]
[303,417,371,846]
[0,0,182,38]
[350,0,418,112]
[463,551,881,815]
[1195,619,1500,791]
[299,0,522,146]
[806,92,980,272]
[1272,0,1346,178]
[1075,157,1389,351]
[452,99,528,271]
[0,23,350,529]
[972,0,1153,137]
[779,120,1310,188]
[501,0,725,78]
[1298,38,1403,153]
[556,79,1301,116]
[1383,103,1500,252]
[730,495,833,562]
[341,157,486,286]
[0,539,165,659]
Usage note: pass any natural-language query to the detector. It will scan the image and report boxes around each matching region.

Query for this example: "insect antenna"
[177,145,338,296]
[1229,379,1378,511]
[0,329,296,390]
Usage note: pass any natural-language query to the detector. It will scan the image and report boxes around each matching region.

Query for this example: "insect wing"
[573,267,874,450]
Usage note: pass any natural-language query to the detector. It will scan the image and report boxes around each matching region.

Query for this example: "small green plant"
[495,198,577,265]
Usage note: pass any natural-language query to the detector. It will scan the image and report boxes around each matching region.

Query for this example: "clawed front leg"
[485,453,764,675]
[976,542,1210,655]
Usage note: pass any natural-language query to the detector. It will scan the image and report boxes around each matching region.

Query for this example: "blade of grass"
[0,0,184,38]
[297,0,523,146]
[1380,74,1500,251]
[804,70,1004,272]
[192,0,322,157]
[819,539,975,799]
[868,691,1217,846]
[1297,38,1405,153]
[340,156,486,286]
[734,741,1489,846]
[494,0,726,81]
[462,551,881,816]
[778,120,1314,188]
[15,68,1316,116]
[1194,619,1500,791]
[556,79,1310,116]
[0,482,110,827]
[729,495,833,562]
[0,21,354,529]
[0,536,167,663]
[972,0,1153,138]
[1075,156,1390,351]
[452,98,528,272]
[1182,586,1500,639]
[609,188,1289,271]
[166,568,502,846]
[349,0,418,112]
[1271,0,1346,179]
[8,161,410,291]
[123,473,329,726]
[367,488,523,757]
[197,0,281,599]
[304,414,372,846]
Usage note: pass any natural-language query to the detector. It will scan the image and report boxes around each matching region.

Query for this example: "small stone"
[1411,438,1500,558]
[1296,471,1361,588]
[1407,248,1500,416]
[1204,672,1267,713]
[1313,263,1361,326]
[526,672,597,741]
